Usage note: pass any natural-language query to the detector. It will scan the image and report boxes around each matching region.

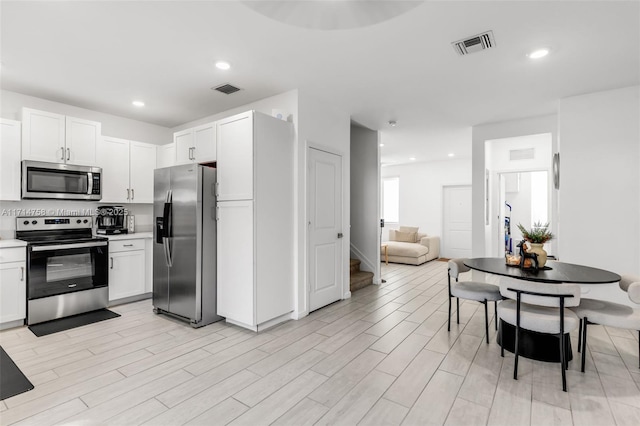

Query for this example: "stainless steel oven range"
[16,216,109,325]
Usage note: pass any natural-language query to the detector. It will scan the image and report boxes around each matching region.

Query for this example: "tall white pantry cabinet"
[216,111,295,331]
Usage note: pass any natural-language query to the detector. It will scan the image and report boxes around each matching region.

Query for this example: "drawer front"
[0,247,27,263]
[109,239,145,253]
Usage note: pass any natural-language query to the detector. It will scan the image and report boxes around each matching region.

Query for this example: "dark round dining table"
[463,258,621,362]
[463,258,621,284]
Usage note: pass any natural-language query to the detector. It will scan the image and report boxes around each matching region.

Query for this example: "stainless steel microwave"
[22,161,102,200]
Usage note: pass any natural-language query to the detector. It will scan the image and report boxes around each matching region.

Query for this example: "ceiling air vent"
[452,31,495,56]
[212,83,241,95]
[509,148,535,161]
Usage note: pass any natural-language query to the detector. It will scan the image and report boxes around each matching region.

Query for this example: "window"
[381,177,399,223]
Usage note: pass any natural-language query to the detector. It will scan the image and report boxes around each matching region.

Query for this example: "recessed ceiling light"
[409,157,416,161]
[379,143,384,147]
[528,49,549,59]
[132,100,145,107]
[215,61,231,70]
[448,153,455,157]
[388,120,397,127]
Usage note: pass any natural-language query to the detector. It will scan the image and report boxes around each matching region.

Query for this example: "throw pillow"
[395,231,417,243]
[399,226,419,234]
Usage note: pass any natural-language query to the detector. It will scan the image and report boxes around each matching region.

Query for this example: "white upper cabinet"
[21,108,66,163]
[216,111,253,201]
[193,122,216,163]
[174,129,193,165]
[0,119,22,201]
[156,143,176,168]
[98,136,156,204]
[65,116,100,165]
[173,122,216,166]
[22,108,100,165]
[99,136,130,203]
[129,141,156,203]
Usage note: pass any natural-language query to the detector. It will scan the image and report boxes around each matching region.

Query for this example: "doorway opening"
[498,170,550,257]
[484,133,555,257]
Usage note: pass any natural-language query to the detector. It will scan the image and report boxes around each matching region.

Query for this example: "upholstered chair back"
[500,280,581,308]
[448,259,470,280]
[619,275,640,304]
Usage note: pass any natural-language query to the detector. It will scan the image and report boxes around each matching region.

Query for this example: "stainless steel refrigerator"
[152,164,222,327]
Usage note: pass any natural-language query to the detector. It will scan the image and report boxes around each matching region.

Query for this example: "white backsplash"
[0,199,153,239]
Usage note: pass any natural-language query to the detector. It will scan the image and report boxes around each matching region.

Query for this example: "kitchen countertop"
[0,239,27,249]
[101,232,153,241]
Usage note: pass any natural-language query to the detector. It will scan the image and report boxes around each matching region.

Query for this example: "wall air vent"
[509,148,535,161]
[452,31,495,56]
[212,83,241,94]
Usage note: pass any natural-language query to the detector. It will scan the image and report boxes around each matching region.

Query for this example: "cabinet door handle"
[20,266,24,281]
[215,182,219,197]
[216,206,220,221]
[191,147,196,160]
[67,148,71,161]
[60,147,65,161]
[127,188,130,200]
[131,188,134,200]
[110,257,114,269]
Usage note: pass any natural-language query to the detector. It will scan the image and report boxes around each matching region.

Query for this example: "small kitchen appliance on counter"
[95,206,128,235]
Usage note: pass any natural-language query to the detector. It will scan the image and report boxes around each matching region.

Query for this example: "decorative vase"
[528,243,548,268]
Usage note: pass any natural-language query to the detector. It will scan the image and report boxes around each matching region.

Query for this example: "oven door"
[28,241,108,300]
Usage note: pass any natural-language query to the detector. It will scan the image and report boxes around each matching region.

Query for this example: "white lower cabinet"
[0,247,27,326]
[108,237,148,303]
[217,200,254,327]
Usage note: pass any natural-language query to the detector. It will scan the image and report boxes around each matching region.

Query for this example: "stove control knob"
[32,220,37,225]
[23,220,29,225]
[77,219,82,224]
[83,219,88,224]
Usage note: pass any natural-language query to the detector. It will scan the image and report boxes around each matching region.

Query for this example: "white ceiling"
[2,1,638,166]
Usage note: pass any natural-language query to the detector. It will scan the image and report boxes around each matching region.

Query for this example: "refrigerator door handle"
[162,190,173,267]
[163,236,173,267]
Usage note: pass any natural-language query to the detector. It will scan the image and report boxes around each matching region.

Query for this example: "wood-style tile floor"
[1,260,640,425]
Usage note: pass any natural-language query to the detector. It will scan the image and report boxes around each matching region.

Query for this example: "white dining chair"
[497,280,581,392]
[447,259,502,344]
[572,274,640,372]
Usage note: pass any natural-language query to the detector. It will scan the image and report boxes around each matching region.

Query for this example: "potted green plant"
[517,222,553,267]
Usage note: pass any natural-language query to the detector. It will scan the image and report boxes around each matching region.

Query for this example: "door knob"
[337,233,343,239]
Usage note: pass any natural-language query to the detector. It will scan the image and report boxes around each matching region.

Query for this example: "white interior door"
[308,148,343,312]
[443,185,472,259]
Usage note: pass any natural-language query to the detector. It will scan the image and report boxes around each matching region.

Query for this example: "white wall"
[472,115,558,257]
[1,90,171,144]
[171,90,299,135]
[558,85,639,306]
[297,90,351,317]
[381,158,472,241]
[350,124,380,281]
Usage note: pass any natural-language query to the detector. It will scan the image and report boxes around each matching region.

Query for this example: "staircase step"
[350,258,361,274]
[350,271,373,292]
